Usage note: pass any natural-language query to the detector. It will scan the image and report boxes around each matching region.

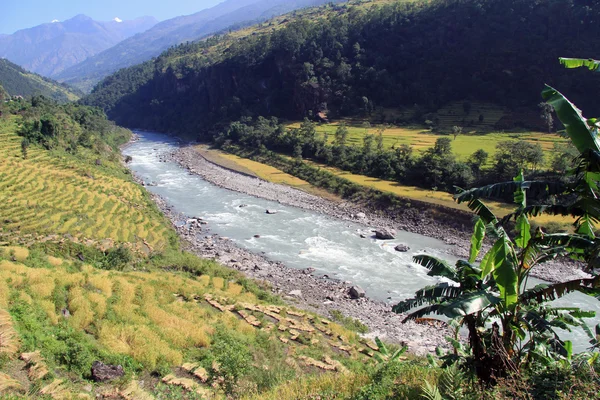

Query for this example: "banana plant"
[394,58,600,383]
[394,178,596,381]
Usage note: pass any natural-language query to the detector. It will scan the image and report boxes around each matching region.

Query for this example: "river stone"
[356,212,366,219]
[289,290,302,297]
[349,286,366,299]
[266,209,278,214]
[395,244,410,252]
[375,228,396,240]
[91,361,124,382]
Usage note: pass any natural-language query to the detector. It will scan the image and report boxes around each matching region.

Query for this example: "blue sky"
[1,0,224,34]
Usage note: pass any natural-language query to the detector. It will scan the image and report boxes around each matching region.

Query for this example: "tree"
[452,125,463,140]
[493,141,544,179]
[395,170,597,383]
[20,138,29,159]
[538,101,554,133]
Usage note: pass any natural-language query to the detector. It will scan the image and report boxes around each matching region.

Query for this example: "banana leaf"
[542,85,600,154]
[559,57,600,72]
[413,254,457,280]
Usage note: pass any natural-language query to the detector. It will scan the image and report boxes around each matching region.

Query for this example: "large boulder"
[349,286,366,299]
[375,228,396,240]
[91,361,124,382]
[395,244,410,252]
[265,209,278,215]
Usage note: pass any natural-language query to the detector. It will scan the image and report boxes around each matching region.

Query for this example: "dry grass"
[0,117,171,250]
[0,372,23,394]
[243,372,370,400]
[0,309,20,356]
[0,254,273,371]
[1,246,29,262]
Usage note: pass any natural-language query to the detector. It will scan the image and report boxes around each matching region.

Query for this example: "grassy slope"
[0,116,399,399]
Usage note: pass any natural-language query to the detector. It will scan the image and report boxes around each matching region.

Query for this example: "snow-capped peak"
[113,17,122,23]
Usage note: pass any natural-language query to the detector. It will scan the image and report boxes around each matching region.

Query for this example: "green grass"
[287,120,567,165]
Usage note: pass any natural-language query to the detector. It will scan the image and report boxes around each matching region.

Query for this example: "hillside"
[0,58,81,102]
[0,98,396,399]
[0,15,158,78]
[56,0,344,92]
[83,0,600,134]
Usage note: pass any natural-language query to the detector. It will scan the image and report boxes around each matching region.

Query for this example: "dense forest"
[0,58,82,103]
[3,95,131,159]
[84,0,600,134]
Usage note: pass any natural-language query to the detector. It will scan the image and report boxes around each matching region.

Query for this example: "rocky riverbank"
[125,137,591,354]
[165,145,590,283]
[148,191,449,355]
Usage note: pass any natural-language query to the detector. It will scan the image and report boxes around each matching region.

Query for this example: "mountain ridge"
[0,15,158,78]
[56,0,343,92]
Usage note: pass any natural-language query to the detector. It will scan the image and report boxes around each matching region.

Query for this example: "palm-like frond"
[413,255,457,280]
[456,181,565,205]
[521,275,600,304]
[399,304,443,322]
[559,57,600,72]
[542,85,600,154]
[392,283,459,314]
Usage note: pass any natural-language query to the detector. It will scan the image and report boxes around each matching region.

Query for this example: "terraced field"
[0,248,380,398]
[0,117,171,251]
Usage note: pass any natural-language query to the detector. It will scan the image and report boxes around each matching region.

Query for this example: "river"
[123,131,600,353]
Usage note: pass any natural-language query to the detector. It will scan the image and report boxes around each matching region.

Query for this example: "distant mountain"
[0,58,82,102]
[56,0,342,92]
[0,15,158,78]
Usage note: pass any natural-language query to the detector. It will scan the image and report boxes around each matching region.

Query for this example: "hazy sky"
[0,0,224,34]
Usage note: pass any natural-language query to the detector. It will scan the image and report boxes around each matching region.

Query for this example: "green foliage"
[0,58,80,102]
[16,96,130,157]
[394,60,600,387]
[329,310,369,334]
[206,326,252,394]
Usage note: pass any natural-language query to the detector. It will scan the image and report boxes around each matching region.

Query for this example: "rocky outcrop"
[375,228,396,240]
[349,286,366,299]
[91,361,124,382]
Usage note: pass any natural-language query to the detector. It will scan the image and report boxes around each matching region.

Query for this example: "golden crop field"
[0,248,376,398]
[0,117,171,251]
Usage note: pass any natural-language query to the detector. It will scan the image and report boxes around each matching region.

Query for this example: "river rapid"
[124,131,600,353]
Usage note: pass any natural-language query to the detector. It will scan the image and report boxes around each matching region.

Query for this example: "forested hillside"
[57,0,344,92]
[83,0,600,135]
[0,58,81,102]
